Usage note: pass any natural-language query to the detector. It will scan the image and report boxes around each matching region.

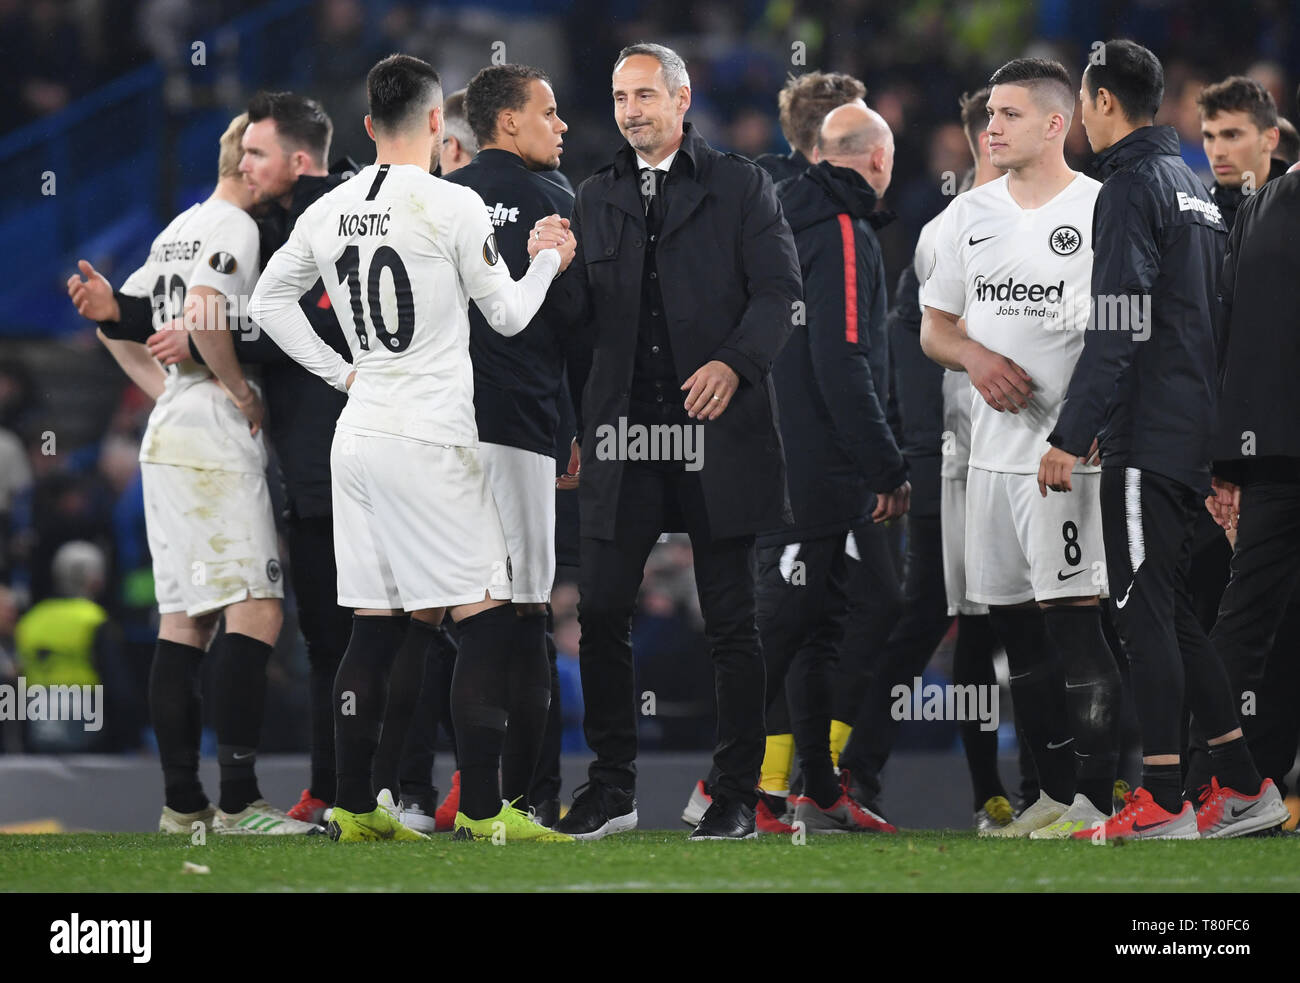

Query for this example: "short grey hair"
[443,89,478,154]
[53,541,106,599]
[615,42,691,94]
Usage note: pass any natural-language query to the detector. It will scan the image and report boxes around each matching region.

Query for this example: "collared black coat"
[548,122,803,541]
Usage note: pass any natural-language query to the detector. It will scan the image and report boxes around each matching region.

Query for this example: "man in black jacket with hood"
[753,103,908,833]
[1042,40,1287,839]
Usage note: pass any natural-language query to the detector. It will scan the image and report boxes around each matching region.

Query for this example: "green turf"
[2,830,1297,892]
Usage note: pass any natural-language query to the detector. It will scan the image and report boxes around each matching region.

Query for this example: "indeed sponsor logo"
[974,274,1066,304]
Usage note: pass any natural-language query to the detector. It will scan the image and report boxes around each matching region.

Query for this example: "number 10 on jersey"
[334,244,415,353]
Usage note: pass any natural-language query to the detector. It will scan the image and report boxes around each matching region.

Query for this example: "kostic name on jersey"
[337,211,391,237]
[148,239,201,263]
[973,274,1065,304]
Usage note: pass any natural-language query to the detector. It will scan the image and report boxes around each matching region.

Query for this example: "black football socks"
[1043,606,1122,815]
[149,639,207,814]
[953,614,1009,809]
[333,614,409,815]
[500,611,552,806]
[212,632,273,814]
[987,607,1075,805]
[372,617,438,799]
[451,605,517,820]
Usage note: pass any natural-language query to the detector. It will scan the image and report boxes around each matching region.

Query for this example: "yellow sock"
[759,734,795,793]
[829,719,853,770]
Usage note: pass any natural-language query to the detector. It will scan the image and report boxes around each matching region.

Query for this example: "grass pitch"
[2,829,1297,893]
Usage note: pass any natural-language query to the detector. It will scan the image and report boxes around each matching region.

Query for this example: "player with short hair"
[850,85,1020,831]
[1043,39,1288,840]
[757,71,868,182]
[440,62,577,821]
[922,57,1121,838]
[68,113,320,836]
[247,53,576,843]
[1198,75,1286,229]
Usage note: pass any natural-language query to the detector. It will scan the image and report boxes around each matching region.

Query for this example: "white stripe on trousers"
[1121,467,1146,605]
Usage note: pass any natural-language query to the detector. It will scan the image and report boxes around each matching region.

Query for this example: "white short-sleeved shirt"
[923,173,1101,475]
[127,197,263,473]
[249,163,556,448]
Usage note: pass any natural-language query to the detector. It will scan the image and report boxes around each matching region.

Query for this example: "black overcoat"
[547,122,803,541]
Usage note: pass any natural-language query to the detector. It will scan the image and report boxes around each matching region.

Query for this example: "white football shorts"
[142,462,283,617]
[964,467,1106,606]
[940,476,989,617]
[331,429,512,611]
[479,441,555,604]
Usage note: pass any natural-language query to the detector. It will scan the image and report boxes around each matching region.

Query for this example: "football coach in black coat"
[533,42,802,840]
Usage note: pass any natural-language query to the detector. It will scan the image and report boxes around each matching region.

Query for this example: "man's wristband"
[98,293,154,342]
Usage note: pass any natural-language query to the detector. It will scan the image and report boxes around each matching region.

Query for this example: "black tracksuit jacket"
[761,161,905,544]
[1050,126,1228,495]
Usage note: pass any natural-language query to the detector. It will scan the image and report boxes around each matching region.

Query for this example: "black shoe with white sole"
[689,798,757,840]
[531,797,561,829]
[553,781,637,840]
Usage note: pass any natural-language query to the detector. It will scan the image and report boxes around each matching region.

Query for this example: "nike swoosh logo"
[1115,582,1135,609]
[1131,820,1169,832]
[1057,569,1086,581]
[1046,738,1074,749]
[1229,803,1257,818]
[232,751,256,761]
[968,234,996,245]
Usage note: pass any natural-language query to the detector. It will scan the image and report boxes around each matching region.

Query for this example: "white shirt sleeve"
[922,201,967,317]
[187,212,259,298]
[452,186,561,338]
[119,236,159,299]
[247,220,354,392]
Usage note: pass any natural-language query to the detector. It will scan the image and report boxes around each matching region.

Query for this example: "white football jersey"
[924,173,1101,474]
[124,197,263,473]
[247,163,560,448]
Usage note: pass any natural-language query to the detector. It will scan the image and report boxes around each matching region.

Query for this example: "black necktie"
[642,168,665,234]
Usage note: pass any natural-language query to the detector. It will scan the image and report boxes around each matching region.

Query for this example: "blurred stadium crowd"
[2,0,1297,758]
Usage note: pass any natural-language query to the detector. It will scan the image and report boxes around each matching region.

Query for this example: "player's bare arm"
[922,304,1034,413]
[94,329,166,401]
[184,284,263,434]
